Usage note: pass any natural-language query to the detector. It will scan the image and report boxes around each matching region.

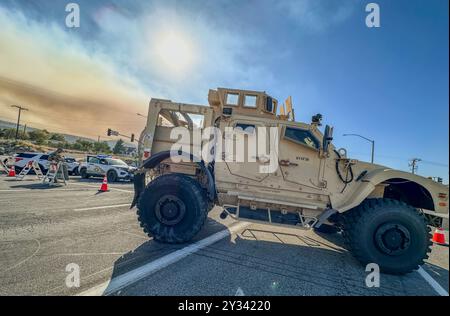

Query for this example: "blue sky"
[0,0,448,181]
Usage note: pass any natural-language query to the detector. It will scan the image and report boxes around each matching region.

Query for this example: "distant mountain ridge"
[0,119,136,148]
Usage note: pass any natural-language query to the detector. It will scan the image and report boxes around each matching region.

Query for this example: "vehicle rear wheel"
[107,170,117,182]
[79,167,89,179]
[342,198,432,275]
[137,173,208,243]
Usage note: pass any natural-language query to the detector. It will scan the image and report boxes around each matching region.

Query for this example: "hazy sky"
[0,0,448,181]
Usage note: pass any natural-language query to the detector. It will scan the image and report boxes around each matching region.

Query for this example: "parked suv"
[65,157,80,175]
[78,154,135,182]
[13,152,50,174]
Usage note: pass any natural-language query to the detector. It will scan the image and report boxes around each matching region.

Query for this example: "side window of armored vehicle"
[284,127,320,150]
[226,93,239,106]
[40,155,49,160]
[243,95,257,108]
[99,159,108,165]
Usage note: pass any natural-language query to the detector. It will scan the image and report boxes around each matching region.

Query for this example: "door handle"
[251,155,270,163]
[279,160,298,167]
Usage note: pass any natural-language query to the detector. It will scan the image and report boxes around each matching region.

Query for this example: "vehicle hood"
[111,165,136,172]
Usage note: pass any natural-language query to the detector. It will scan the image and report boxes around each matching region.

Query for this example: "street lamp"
[137,113,147,119]
[343,133,375,163]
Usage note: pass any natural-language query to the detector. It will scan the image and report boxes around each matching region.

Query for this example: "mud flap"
[131,173,145,209]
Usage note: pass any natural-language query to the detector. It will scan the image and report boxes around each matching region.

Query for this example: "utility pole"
[409,158,421,174]
[11,105,28,140]
[22,124,27,138]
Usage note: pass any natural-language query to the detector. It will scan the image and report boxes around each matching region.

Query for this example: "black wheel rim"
[155,195,186,225]
[374,223,411,256]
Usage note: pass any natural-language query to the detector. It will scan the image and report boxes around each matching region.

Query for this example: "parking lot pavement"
[0,175,448,296]
[113,223,447,296]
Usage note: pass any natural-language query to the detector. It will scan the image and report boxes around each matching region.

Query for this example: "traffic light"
[107,128,112,136]
[131,133,135,142]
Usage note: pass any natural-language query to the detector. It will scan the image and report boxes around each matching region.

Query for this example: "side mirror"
[323,125,334,153]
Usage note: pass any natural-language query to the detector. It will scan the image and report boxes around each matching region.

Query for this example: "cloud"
[277,0,357,32]
[0,2,276,138]
[0,6,149,138]
[89,4,275,102]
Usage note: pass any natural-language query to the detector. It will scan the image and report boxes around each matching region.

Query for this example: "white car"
[64,157,80,175]
[13,152,51,174]
[78,154,135,182]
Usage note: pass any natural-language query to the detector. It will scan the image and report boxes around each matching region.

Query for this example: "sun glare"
[156,30,195,75]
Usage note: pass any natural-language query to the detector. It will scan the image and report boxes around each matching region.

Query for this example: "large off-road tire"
[342,198,432,275]
[137,173,208,243]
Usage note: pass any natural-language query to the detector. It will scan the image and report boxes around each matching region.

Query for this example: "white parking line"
[77,221,250,296]
[74,204,131,212]
[417,266,449,296]
[0,188,91,192]
[70,182,133,193]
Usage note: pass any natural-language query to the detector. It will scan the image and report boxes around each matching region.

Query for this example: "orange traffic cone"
[8,167,16,177]
[99,175,109,192]
[432,227,446,245]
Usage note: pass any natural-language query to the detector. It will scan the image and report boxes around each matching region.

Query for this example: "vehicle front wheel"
[79,168,89,179]
[137,173,208,243]
[107,170,117,182]
[342,198,432,275]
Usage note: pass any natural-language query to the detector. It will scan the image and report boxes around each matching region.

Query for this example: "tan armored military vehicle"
[132,88,449,274]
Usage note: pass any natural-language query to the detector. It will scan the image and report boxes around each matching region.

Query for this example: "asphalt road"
[0,172,448,296]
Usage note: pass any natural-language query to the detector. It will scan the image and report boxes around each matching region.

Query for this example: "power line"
[420,160,449,168]
[346,150,448,169]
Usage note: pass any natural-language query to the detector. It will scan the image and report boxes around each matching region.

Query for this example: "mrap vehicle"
[132,88,449,274]
[79,154,135,182]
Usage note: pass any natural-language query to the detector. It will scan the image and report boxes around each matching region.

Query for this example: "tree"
[72,139,94,152]
[0,128,16,139]
[28,129,50,145]
[93,141,111,154]
[113,139,125,154]
[50,133,65,142]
